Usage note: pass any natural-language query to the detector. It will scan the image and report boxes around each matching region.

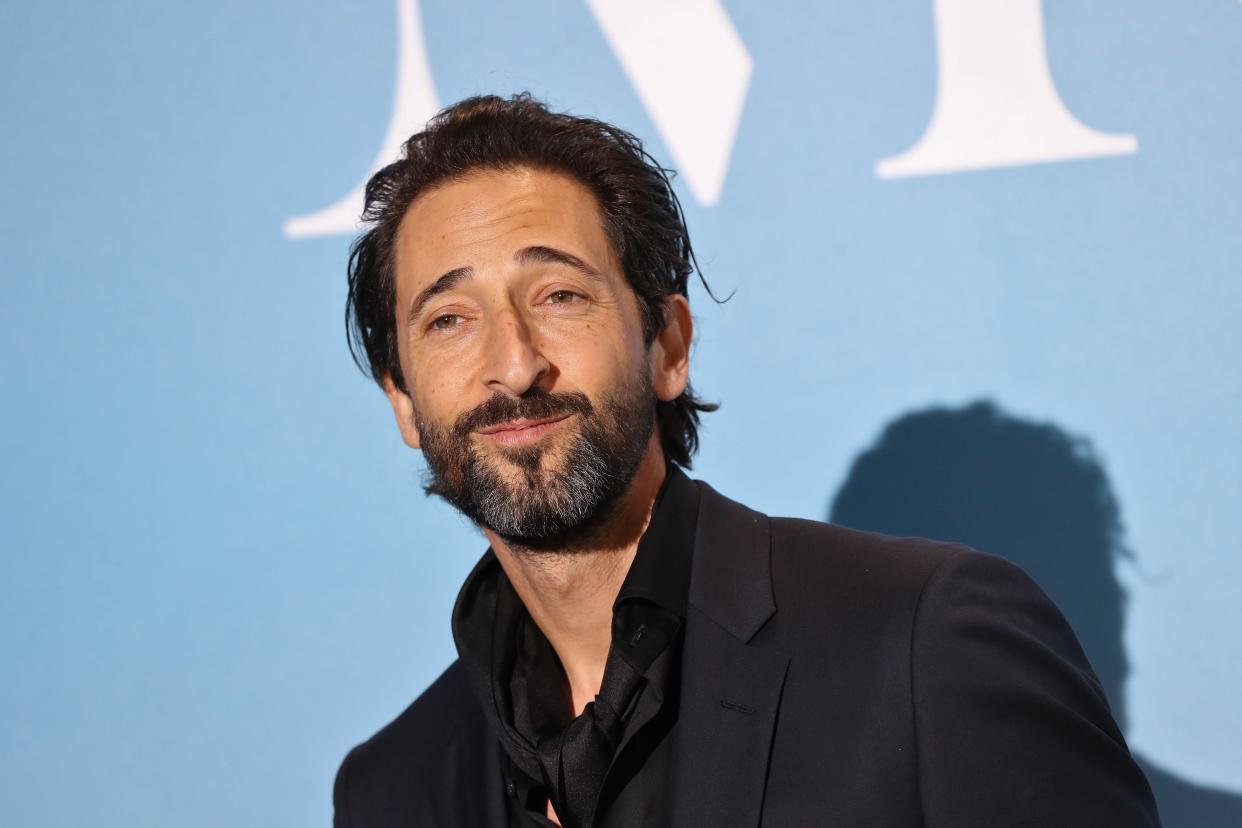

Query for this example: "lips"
[474,412,571,444]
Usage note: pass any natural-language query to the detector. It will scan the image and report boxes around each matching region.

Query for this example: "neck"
[484,437,667,715]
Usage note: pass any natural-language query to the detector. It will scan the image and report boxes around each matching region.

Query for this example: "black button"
[505,779,517,799]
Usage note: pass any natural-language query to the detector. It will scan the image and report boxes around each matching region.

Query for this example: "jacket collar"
[672,477,788,825]
[687,479,778,643]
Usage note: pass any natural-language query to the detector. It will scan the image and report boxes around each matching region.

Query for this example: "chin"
[487,434,574,475]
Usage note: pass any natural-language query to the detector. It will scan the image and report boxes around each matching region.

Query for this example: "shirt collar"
[612,463,699,616]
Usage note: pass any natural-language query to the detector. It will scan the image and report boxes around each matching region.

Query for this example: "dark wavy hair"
[346,93,718,467]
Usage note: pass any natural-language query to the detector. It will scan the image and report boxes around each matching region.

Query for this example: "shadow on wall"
[829,400,1242,828]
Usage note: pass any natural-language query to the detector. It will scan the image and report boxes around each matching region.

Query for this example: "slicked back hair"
[346,93,717,468]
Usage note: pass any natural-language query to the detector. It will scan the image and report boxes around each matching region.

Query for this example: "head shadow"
[829,400,1131,726]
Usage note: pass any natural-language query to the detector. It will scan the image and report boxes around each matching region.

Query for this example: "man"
[333,93,1161,827]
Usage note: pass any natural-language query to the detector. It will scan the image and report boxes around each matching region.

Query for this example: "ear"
[650,294,692,403]
[382,374,423,450]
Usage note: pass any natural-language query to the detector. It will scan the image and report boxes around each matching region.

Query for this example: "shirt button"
[505,780,517,799]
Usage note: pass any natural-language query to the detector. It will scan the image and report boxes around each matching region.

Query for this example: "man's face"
[384,167,680,548]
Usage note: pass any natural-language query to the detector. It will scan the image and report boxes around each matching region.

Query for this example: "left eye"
[430,314,464,330]
[546,290,582,304]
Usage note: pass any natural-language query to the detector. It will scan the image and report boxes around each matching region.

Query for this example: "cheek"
[404,363,459,430]
[413,386,458,432]
[545,324,647,392]
[406,340,468,396]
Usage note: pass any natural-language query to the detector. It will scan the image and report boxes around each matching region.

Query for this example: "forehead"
[393,167,617,288]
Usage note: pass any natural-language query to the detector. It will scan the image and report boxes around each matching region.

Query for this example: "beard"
[415,369,656,551]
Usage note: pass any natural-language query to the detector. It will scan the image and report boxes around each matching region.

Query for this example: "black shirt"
[451,466,700,827]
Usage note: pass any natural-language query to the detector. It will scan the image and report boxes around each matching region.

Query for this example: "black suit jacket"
[333,480,1161,826]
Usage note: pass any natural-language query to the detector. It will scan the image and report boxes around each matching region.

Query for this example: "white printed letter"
[283,0,440,239]
[588,0,753,205]
[876,0,1137,179]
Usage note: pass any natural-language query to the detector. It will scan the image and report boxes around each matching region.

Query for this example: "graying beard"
[470,434,616,540]
[416,368,655,549]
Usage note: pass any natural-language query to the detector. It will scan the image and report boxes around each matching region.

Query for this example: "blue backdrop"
[3,1,1240,824]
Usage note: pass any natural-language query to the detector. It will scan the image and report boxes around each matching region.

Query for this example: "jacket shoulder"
[696,488,1159,825]
[767,516,969,613]
[692,479,974,640]
[770,517,962,576]
[333,660,499,827]
[346,658,483,773]
[763,517,1073,653]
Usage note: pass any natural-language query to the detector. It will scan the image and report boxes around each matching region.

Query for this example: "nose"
[479,306,551,397]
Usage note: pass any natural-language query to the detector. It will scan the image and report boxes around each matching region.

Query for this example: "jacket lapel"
[671,482,789,825]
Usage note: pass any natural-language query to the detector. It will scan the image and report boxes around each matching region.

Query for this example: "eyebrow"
[406,266,473,327]
[514,245,604,282]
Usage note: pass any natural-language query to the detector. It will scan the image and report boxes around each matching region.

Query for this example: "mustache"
[453,388,595,437]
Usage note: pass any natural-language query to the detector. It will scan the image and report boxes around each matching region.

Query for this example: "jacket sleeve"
[332,745,357,828]
[911,547,1161,827]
